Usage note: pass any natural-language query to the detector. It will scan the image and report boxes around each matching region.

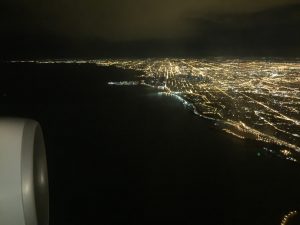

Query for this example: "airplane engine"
[0,118,49,225]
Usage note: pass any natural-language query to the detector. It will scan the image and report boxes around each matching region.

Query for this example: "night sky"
[1,0,300,58]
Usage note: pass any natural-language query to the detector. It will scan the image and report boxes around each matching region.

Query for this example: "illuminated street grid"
[96,58,300,162]
[11,59,300,162]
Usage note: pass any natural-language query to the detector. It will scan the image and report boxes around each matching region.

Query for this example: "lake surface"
[0,62,299,225]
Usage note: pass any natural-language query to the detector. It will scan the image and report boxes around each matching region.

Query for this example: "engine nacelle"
[0,118,49,225]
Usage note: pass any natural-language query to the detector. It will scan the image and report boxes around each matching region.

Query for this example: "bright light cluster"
[280,210,298,225]
[97,58,300,162]
[11,58,300,162]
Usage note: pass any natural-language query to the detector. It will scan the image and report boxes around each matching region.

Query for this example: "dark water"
[0,62,300,225]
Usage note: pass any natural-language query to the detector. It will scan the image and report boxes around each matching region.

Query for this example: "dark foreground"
[0,62,299,225]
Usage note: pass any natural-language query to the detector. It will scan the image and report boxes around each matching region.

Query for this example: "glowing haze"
[1,0,300,57]
[0,0,298,40]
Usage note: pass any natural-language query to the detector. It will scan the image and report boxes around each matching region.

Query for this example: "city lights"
[97,58,300,162]
[12,58,300,162]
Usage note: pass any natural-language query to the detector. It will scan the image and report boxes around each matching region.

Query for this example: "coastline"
[0,62,299,225]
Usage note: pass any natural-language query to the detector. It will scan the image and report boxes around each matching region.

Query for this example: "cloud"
[1,0,300,58]
[0,0,298,41]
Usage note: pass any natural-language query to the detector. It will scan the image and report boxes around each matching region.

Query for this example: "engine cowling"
[0,118,49,225]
